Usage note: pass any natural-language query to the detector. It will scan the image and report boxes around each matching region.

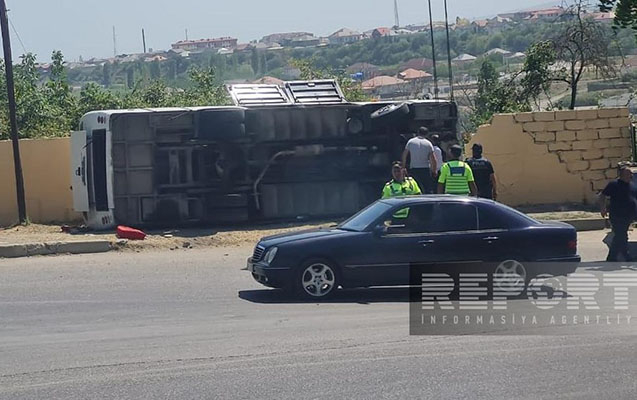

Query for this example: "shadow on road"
[239,287,411,304]
[239,285,567,304]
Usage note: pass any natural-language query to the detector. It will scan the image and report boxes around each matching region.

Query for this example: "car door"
[426,202,485,271]
[476,204,520,262]
[348,203,440,286]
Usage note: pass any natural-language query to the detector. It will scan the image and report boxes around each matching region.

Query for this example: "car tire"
[294,259,341,300]
[370,102,409,119]
[493,259,531,294]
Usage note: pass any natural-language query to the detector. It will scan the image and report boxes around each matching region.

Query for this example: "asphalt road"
[0,230,636,399]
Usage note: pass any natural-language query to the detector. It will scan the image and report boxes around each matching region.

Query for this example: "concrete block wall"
[468,108,633,206]
[518,109,632,192]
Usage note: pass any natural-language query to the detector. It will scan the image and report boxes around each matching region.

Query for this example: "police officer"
[437,145,478,196]
[382,161,422,199]
[466,143,497,200]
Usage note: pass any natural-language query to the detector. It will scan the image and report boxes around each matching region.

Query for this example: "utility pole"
[185,28,188,41]
[427,0,438,99]
[0,0,27,223]
[394,0,400,28]
[444,0,454,100]
[142,28,147,53]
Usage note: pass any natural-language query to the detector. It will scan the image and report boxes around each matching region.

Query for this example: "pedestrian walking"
[402,127,438,194]
[466,143,497,200]
[599,167,637,261]
[437,145,478,196]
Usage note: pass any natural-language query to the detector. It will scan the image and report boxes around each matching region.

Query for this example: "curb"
[0,240,121,258]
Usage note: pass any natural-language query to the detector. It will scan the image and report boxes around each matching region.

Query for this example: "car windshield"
[338,201,394,232]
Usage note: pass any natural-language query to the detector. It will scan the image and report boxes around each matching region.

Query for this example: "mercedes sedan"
[247,196,580,299]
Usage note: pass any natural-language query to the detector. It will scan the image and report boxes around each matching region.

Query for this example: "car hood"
[258,227,348,247]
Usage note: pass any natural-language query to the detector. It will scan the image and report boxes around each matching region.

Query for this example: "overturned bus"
[71,80,458,229]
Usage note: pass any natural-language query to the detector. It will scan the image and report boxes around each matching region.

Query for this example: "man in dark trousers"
[599,167,637,261]
[466,143,497,200]
[402,127,438,194]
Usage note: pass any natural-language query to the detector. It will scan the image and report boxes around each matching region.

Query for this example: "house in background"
[505,52,526,63]
[452,53,477,66]
[260,32,314,46]
[398,68,432,82]
[362,75,409,99]
[399,58,434,73]
[371,27,393,39]
[346,62,380,79]
[329,28,363,45]
[288,34,321,48]
[485,48,512,57]
[171,37,238,51]
[526,7,565,21]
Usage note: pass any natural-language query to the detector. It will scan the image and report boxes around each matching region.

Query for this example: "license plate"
[246,260,254,272]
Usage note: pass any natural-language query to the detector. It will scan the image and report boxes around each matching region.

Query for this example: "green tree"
[600,0,637,34]
[45,50,77,132]
[250,49,260,75]
[149,60,161,80]
[126,67,135,89]
[102,62,112,87]
[554,1,615,109]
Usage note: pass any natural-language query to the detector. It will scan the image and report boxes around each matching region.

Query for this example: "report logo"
[409,263,637,335]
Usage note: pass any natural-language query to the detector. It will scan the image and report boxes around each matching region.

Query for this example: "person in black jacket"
[599,167,637,262]
[466,143,497,200]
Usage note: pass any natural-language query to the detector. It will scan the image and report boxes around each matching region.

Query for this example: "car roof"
[378,195,497,207]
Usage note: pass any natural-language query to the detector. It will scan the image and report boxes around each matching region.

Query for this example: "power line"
[8,15,27,55]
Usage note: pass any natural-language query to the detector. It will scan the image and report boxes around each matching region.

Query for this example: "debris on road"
[116,226,147,241]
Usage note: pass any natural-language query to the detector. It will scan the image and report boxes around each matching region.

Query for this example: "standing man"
[430,134,444,180]
[599,167,637,261]
[382,161,422,199]
[402,127,438,194]
[466,143,497,200]
[437,145,478,196]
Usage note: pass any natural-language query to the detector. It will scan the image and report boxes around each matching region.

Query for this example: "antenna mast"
[112,26,117,56]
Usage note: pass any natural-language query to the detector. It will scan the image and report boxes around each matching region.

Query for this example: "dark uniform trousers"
[608,214,633,262]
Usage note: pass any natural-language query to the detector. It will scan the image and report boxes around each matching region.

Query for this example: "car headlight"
[264,247,278,264]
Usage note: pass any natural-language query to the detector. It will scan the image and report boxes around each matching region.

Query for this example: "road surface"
[0,230,636,399]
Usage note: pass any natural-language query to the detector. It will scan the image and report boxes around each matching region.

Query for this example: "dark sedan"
[247,196,580,299]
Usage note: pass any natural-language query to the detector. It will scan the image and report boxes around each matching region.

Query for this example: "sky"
[9,0,559,62]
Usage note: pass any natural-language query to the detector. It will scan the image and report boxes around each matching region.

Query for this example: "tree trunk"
[569,83,578,110]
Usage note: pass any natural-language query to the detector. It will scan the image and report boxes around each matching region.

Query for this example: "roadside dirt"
[0,210,603,252]
[0,220,340,252]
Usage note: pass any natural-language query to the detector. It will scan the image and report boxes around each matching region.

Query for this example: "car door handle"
[419,240,435,246]
[483,236,499,242]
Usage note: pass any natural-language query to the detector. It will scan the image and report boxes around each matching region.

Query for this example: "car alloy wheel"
[300,263,337,298]
[493,259,527,292]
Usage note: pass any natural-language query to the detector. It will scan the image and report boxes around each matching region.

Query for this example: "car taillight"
[567,240,577,251]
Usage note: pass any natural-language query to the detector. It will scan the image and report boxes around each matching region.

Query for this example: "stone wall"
[467,108,633,206]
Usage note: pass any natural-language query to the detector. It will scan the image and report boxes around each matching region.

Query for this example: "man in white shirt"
[430,134,444,178]
[401,127,438,194]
